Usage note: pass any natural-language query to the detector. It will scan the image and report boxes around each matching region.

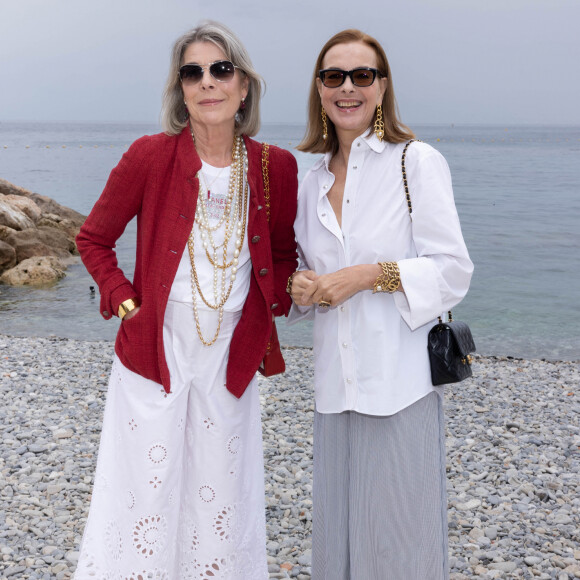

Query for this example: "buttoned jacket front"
[77,128,298,397]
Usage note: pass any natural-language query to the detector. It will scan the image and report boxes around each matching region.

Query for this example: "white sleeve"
[286,243,314,325]
[393,145,473,330]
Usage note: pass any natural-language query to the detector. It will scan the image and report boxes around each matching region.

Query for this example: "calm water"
[1,121,579,360]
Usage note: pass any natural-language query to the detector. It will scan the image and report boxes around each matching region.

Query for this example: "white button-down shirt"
[290,133,473,416]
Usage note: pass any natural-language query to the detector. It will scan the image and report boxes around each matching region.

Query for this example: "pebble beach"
[0,334,578,579]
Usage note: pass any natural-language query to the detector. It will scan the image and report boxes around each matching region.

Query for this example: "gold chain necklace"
[187,134,249,346]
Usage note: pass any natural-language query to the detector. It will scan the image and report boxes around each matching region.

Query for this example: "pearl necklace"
[187,134,249,346]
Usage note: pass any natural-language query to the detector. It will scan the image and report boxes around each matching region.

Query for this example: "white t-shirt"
[169,160,252,312]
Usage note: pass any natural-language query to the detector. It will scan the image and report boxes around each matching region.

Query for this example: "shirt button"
[342,342,348,348]
[353,165,358,170]
[251,235,261,243]
[340,306,345,312]
[259,268,268,276]
[323,185,328,189]
[357,142,361,147]
[346,378,353,384]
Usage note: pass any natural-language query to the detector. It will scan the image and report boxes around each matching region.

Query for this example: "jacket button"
[251,235,261,243]
[103,310,109,317]
[259,268,268,276]
[258,205,263,210]
[270,303,278,310]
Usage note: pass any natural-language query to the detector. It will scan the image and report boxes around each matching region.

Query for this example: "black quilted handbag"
[428,312,476,385]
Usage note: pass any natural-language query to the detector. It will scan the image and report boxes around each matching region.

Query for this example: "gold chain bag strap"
[402,140,476,385]
[258,143,285,377]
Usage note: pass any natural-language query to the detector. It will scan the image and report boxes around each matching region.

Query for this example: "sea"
[0,121,579,361]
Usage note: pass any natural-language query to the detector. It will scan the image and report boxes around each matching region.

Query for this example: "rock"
[484,525,499,540]
[2,194,42,222]
[37,213,81,240]
[0,256,66,285]
[489,561,517,573]
[469,527,484,540]
[563,564,580,577]
[0,224,17,241]
[65,551,79,564]
[0,197,35,230]
[54,428,74,440]
[0,177,33,196]
[3,227,75,262]
[456,498,481,510]
[28,193,85,227]
[0,239,17,272]
[552,513,573,525]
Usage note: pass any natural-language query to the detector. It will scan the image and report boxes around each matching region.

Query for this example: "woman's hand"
[303,264,383,307]
[122,306,141,321]
[290,270,318,306]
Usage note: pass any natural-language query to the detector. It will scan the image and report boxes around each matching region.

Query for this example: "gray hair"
[161,20,263,136]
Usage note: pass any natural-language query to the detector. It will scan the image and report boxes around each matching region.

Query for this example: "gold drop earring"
[321,107,328,141]
[374,103,385,141]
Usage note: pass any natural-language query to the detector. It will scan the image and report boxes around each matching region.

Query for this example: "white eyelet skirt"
[74,301,268,579]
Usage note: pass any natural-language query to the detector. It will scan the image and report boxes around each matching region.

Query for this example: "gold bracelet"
[373,262,400,293]
[286,272,297,295]
[118,297,139,319]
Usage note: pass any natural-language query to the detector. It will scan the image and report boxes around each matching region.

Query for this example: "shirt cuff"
[394,257,443,330]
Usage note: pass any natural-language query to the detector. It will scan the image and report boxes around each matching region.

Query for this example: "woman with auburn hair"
[74,21,297,579]
[288,29,473,579]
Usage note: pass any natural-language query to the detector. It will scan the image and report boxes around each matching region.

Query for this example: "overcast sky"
[1,0,579,126]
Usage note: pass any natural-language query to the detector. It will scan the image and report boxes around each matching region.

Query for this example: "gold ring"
[318,300,331,308]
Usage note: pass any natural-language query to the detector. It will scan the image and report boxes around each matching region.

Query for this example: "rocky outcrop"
[0,178,86,286]
[0,256,66,286]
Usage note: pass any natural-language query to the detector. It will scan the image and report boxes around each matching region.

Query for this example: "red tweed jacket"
[76,128,298,398]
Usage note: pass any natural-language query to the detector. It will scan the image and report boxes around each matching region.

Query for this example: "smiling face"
[181,41,248,134]
[317,41,387,142]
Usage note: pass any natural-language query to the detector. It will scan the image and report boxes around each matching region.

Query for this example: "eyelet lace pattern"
[75,326,267,577]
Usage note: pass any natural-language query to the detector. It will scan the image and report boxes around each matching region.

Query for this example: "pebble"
[0,336,578,578]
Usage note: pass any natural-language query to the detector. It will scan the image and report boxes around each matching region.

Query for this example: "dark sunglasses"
[319,67,383,88]
[179,60,240,84]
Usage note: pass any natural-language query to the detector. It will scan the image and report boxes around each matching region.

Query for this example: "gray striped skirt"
[313,392,448,580]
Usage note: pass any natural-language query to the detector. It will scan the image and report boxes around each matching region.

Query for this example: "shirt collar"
[313,130,388,173]
[359,130,387,153]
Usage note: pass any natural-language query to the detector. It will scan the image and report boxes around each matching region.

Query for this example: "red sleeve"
[75,136,152,318]
[268,146,298,317]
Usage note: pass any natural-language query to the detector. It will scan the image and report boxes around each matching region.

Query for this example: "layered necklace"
[187,132,249,346]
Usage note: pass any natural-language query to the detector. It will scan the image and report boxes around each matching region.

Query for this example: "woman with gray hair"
[74,21,298,579]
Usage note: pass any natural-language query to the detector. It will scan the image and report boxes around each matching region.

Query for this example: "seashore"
[0,333,578,579]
